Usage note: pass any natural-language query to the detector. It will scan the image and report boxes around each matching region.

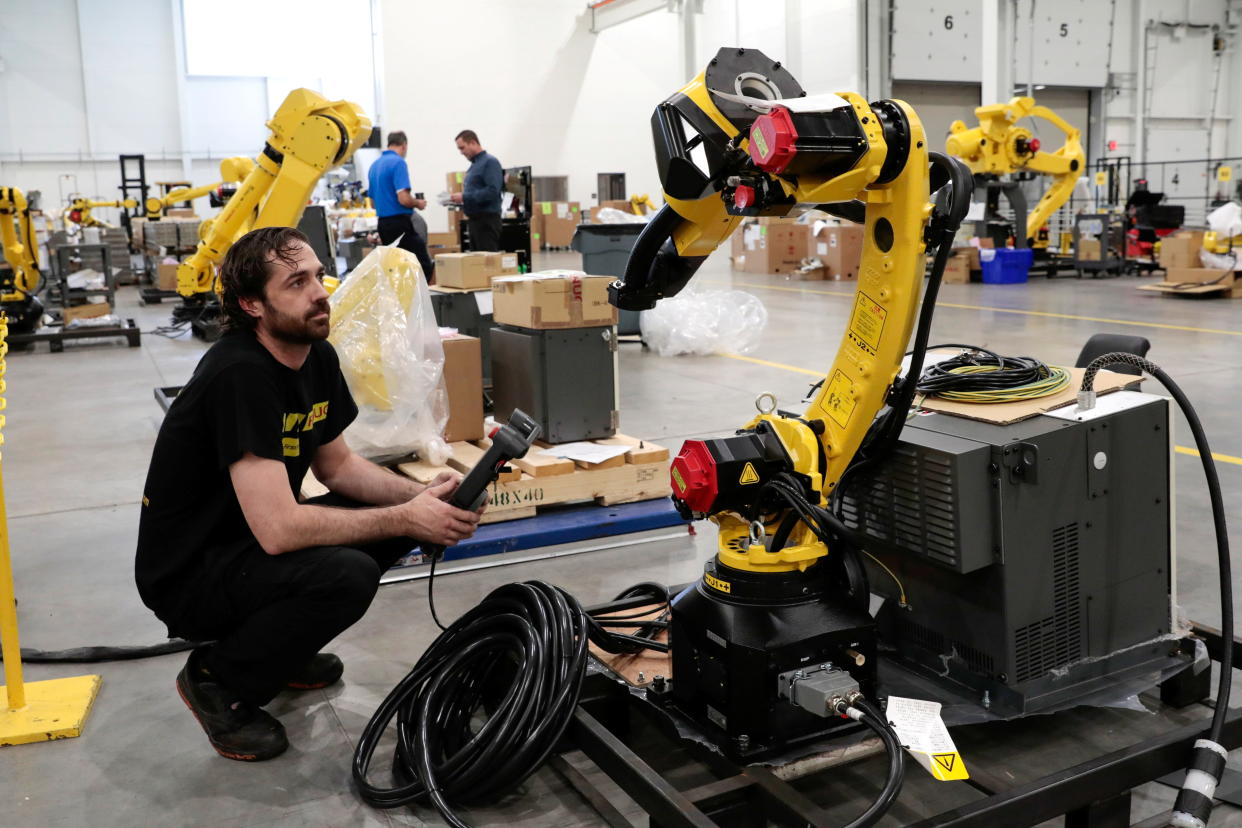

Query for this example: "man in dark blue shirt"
[451,129,504,251]
[368,131,435,279]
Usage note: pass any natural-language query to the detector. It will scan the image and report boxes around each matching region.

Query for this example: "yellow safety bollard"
[0,313,100,746]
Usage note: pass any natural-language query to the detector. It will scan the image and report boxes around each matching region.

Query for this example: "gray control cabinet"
[842,396,1172,715]
[491,325,617,444]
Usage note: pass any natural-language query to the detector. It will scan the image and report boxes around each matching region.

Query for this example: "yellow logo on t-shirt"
[283,437,300,457]
[283,401,329,434]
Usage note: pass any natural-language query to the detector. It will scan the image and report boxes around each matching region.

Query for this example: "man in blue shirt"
[367,131,435,279]
[450,129,504,252]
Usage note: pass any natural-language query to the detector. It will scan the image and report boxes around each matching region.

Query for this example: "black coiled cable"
[915,348,1057,395]
[353,581,590,825]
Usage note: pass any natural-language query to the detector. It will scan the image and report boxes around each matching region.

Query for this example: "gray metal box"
[431,290,494,385]
[842,396,1173,715]
[491,325,617,444]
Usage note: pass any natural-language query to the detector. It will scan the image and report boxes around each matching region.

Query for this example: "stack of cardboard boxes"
[943,240,993,284]
[426,231,460,260]
[1142,229,1242,298]
[434,250,520,290]
[532,202,581,248]
[728,218,864,279]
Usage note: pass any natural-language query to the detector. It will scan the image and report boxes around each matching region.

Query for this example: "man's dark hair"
[455,129,480,145]
[387,130,407,148]
[219,226,310,332]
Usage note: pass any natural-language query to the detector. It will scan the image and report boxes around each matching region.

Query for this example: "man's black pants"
[162,494,415,706]
[377,214,435,279]
[466,213,503,252]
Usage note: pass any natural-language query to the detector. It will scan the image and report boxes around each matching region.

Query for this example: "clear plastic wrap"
[1199,249,1239,271]
[640,285,768,356]
[1207,201,1242,239]
[595,207,649,224]
[328,245,450,464]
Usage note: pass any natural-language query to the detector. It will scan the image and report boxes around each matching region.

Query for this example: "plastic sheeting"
[1207,201,1242,240]
[594,207,649,224]
[328,245,450,464]
[640,285,767,356]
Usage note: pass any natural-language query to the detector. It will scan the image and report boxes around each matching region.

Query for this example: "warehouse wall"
[379,0,861,234]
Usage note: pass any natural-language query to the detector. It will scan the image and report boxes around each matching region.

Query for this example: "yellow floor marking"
[716,353,1242,467]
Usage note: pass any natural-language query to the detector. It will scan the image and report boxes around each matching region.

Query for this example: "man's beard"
[263,299,331,344]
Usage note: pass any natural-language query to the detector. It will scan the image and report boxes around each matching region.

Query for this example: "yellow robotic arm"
[0,187,46,331]
[66,196,138,229]
[143,158,253,222]
[176,89,371,299]
[946,96,1084,245]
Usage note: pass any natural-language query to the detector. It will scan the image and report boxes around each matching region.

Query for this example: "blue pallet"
[394,498,688,568]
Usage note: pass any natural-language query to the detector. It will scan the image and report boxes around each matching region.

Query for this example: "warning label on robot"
[739,462,760,485]
[705,573,732,594]
[848,292,887,354]
[822,370,857,429]
[885,696,970,782]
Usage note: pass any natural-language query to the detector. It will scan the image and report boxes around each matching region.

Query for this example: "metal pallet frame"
[556,622,1241,827]
[8,319,141,353]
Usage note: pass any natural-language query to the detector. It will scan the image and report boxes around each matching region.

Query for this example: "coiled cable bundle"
[915,347,1069,403]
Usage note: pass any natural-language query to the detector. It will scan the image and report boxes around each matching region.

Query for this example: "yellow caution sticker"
[1094,171,1107,186]
[847,292,886,354]
[1219,165,1233,182]
[705,573,732,593]
[885,696,970,782]
[822,370,857,429]
[739,462,760,485]
[671,466,687,494]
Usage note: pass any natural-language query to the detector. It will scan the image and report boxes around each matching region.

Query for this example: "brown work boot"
[285,652,344,691]
[176,648,288,762]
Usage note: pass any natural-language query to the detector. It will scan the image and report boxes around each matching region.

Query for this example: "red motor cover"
[670,440,718,515]
[748,106,799,174]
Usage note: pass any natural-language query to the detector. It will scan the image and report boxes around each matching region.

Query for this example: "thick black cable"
[915,349,1057,395]
[1,638,199,663]
[843,698,907,828]
[1081,353,1232,743]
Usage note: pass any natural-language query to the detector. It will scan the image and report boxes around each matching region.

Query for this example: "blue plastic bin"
[979,247,1033,284]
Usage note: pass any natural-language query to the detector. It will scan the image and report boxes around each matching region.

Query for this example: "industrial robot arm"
[175,89,371,299]
[946,96,1084,246]
[611,47,972,579]
[65,196,139,229]
[144,158,253,222]
[0,187,47,332]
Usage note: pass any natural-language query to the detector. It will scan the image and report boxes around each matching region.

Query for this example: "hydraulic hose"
[841,697,907,828]
[1077,354,1232,828]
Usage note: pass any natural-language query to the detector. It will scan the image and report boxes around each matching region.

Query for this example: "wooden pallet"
[396,433,672,524]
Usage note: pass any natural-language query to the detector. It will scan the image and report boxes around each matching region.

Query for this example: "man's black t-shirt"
[135,330,358,619]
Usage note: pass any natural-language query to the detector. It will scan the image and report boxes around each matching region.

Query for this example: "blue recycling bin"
[980,247,1033,284]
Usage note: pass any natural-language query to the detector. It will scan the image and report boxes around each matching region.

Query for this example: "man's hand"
[414,198,428,210]
[427,470,462,495]
[450,192,464,205]
[397,478,481,546]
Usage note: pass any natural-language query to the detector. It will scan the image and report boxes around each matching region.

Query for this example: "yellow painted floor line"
[715,278,1242,338]
[1174,445,1242,467]
[718,353,1242,467]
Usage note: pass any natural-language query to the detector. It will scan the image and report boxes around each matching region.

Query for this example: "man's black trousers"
[466,213,503,252]
[377,214,435,278]
[160,494,415,706]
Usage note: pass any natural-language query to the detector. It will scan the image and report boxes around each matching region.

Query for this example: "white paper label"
[884,696,969,781]
[557,203,569,219]
[501,254,517,270]
[473,290,494,315]
[817,243,828,255]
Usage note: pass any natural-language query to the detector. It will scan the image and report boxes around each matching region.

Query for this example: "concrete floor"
[5,246,1242,826]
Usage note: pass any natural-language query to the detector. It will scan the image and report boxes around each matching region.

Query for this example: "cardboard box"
[739,221,810,274]
[492,273,618,329]
[536,201,581,248]
[1163,267,1236,287]
[484,251,520,276]
[943,253,971,284]
[1078,239,1102,261]
[811,223,864,280]
[166,208,198,219]
[441,334,484,443]
[144,220,180,248]
[158,261,180,291]
[1158,232,1204,270]
[63,301,112,323]
[435,252,493,289]
[427,231,458,248]
[447,171,465,194]
[177,218,202,248]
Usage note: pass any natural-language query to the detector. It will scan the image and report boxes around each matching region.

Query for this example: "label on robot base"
[739,462,760,485]
[884,696,969,781]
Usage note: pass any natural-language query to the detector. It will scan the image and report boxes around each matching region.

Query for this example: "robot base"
[664,560,876,762]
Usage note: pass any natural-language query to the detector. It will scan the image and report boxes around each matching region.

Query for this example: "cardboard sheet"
[918,367,1140,425]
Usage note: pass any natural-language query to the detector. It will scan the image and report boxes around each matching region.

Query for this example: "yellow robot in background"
[173,88,370,338]
[946,96,1084,247]
[65,196,138,229]
[0,187,47,332]
[143,157,253,222]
